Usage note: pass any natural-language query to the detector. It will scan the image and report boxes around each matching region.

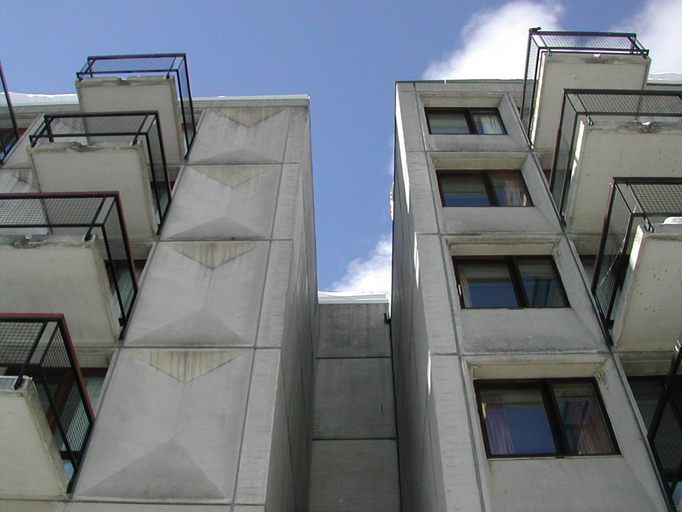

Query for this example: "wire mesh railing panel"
[0,316,95,493]
[76,54,196,154]
[521,30,648,141]
[0,195,104,229]
[630,182,682,216]
[99,198,137,325]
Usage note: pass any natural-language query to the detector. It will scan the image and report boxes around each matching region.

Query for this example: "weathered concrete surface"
[308,440,400,512]
[313,358,396,439]
[317,303,390,357]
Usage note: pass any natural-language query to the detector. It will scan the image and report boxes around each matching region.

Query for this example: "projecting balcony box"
[76,53,196,164]
[0,193,138,346]
[0,315,94,497]
[28,112,171,244]
[592,179,682,352]
[521,30,650,151]
[550,90,682,251]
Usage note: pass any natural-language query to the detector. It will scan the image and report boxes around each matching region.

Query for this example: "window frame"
[436,169,533,207]
[475,378,620,459]
[453,256,570,309]
[425,107,507,135]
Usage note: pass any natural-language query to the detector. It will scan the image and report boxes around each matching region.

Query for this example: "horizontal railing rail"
[521,28,648,141]
[76,53,196,155]
[550,90,682,218]
[0,192,138,330]
[0,314,94,493]
[648,334,682,511]
[29,111,171,228]
[0,61,20,164]
[591,178,682,329]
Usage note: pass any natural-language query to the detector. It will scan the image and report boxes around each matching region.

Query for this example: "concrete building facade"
[1,30,681,512]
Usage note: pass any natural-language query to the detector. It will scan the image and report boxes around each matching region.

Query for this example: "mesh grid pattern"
[551,91,682,215]
[521,31,647,140]
[0,317,94,491]
[593,180,682,324]
[76,54,196,152]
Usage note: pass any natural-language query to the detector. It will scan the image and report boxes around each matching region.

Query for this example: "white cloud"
[614,0,682,74]
[423,1,563,79]
[331,235,392,293]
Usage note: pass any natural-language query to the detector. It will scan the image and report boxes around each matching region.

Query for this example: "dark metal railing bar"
[144,132,163,220]
[13,320,48,389]
[84,197,106,241]
[99,211,127,327]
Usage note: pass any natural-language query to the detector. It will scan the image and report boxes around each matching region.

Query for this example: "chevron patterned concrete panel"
[74,348,252,502]
[124,241,269,347]
[189,108,291,165]
[162,164,281,240]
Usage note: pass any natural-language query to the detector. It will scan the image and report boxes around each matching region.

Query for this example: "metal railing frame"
[76,53,196,156]
[591,178,682,329]
[648,334,682,510]
[550,89,682,218]
[521,28,648,141]
[0,191,138,331]
[29,111,172,229]
[0,61,20,164]
[0,313,95,493]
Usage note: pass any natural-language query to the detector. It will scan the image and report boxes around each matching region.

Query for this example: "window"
[425,108,506,135]
[454,256,569,308]
[437,170,531,207]
[628,377,665,431]
[476,379,618,457]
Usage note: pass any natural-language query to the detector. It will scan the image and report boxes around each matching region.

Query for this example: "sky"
[1,0,681,293]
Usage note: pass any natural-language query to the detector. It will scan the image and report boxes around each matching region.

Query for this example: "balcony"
[0,62,19,164]
[521,29,649,150]
[592,178,682,351]
[29,112,171,240]
[76,53,196,163]
[550,90,682,243]
[648,340,682,511]
[0,314,95,496]
[0,192,138,344]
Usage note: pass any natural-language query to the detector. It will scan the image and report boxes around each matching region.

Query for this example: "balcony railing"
[76,53,196,155]
[648,336,682,510]
[592,178,682,329]
[29,112,172,227]
[521,29,648,140]
[0,61,20,164]
[0,314,95,492]
[550,90,682,217]
[0,192,138,329]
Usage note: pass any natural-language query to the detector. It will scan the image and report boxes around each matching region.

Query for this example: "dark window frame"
[453,256,570,309]
[425,107,507,135]
[436,170,533,207]
[475,378,620,459]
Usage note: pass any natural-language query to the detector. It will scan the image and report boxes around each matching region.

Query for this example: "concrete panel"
[396,84,424,154]
[0,380,67,498]
[614,225,682,352]
[317,303,390,357]
[0,502,64,512]
[308,440,400,512]
[565,122,682,237]
[162,164,281,240]
[28,143,157,243]
[67,505,225,512]
[272,164,302,240]
[0,242,119,347]
[235,349,281,505]
[124,241,269,347]
[531,53,649,151]
[189,108,290,165]
[77,77,185,164]
[283,106,309,164]
[75,348,252,501]
[313,358,396,439]
[257,241,293,348]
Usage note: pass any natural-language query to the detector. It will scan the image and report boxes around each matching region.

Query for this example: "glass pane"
[490,171,531,206]
[517,258,567,307]
[458,261,519,308]
[479,386,557,456]
[472,110,505,134]
[628,378,665,431]
[440,174,490,206]
[553,382,615,455]
[427,110,470,134]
